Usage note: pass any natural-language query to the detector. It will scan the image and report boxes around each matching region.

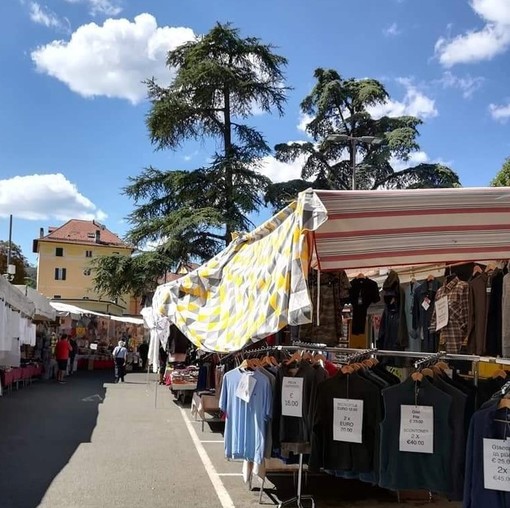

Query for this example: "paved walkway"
[0,371,463,508]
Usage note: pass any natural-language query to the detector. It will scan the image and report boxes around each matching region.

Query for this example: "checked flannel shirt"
[430,276,469,353]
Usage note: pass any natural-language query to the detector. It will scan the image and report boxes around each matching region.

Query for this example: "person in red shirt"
[55,334,72,384]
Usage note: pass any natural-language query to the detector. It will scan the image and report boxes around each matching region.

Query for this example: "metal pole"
[351,138,356,190]
[7,214,12,268]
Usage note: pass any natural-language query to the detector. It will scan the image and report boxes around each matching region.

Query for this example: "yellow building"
[33,220,133,316]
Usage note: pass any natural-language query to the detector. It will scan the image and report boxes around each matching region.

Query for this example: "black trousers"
[115,358,126,382]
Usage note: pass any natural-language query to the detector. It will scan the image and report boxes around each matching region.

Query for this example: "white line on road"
[179,407,235,508]
[218,473,243,477]
[200,440,224,443]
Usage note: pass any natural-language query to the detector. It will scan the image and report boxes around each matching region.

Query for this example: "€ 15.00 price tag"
[399,405,434,454]
[483,438,510,492]
[333,398,363,443]
[235,373,257,403]
[281,377,303,417]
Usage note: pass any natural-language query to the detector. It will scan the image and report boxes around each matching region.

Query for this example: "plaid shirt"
[430,277,469,353]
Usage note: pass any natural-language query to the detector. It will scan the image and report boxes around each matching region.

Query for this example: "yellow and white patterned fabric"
[152,190,328,352]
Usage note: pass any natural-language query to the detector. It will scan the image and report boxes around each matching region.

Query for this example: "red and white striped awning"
[312,187,510,271]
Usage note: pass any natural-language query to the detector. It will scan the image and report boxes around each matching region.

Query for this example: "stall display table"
[76,355,114,371]
[1,364,43,392]
[165,366,199,404]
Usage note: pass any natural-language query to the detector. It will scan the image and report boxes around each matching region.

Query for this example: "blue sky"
[1,0,510,264]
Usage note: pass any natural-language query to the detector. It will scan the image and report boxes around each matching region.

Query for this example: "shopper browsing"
[113,340,128,383]
[55,334,72,384]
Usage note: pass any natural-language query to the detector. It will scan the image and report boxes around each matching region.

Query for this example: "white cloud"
[297,112,313,134]
[31,13,196,104]
[435,0,510,67]
[383,22,401,37]
[29,2,69,31]
[0,174,107,221]
[489,102,510,121]
[437,71,485,98]
[64,0,122,16]
[368,79,438,120]
[259,155,307,183]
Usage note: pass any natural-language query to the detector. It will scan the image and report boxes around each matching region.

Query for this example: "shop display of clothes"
[431,276,469,354]
[349,276,380,335]
[413,278,441,353]
[403,281,420,352]
[299,271,350,345]
[468,268,504,356]
[377,271,408,351]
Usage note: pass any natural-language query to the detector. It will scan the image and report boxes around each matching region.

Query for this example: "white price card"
[399,405,434,454]
[483,438,510,492]
[333,398,363,443]
[422,297,431,311]
[281,377,303,417]
[435,296,449,331]
[235,373,257,403]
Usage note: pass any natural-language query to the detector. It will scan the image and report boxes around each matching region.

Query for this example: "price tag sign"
[333,398,363,443]
[235,373,257,403]
[399,405,434,454]
[435,296,449,331]
[281,377,303,417]
[483,438,510,492]
[421,297,430,311]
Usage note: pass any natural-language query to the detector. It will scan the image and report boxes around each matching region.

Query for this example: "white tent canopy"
[49,301,143,324]
[0,276,34,317]
[14,285,56,321]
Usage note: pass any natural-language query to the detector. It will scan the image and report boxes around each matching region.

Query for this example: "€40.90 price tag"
[399,405,434,454]
[483,438,510,492]
[333,398,363,443]
[281,377,303,417]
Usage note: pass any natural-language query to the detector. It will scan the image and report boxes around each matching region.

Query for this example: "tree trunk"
[223,86,233,245]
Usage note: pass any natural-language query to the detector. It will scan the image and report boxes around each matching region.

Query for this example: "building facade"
[33,220,133,316]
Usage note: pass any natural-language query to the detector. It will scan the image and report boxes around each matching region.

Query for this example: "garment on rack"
[502,273,510,358]
[413,279,441,353]
[486,269,504,356]
[431,276,469,354]
[309,371,382,475]
[272,361,327,456]
[299,271,347,345]
[379,376,452,493]
[403,282,420,352]
[219,367,273,466]
[430,374,468,501]
[377,271,408,351]
[463,403,510,508]
[349,277,380,335]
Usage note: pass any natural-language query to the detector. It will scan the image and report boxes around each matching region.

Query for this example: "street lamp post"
[326,134,379,190]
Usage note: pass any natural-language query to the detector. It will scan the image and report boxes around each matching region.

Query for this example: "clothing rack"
[413,351,445,370]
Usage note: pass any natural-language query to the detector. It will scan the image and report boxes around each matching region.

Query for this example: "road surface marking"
[81,394,103,402]
[200,440,224,443]
[179,407,235,508]
[218,473,243,477]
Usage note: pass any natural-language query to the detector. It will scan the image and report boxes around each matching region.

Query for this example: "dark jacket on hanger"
[377,271,408,350]
[463,404,510,508]
[413,279,441,352]
[309,371,382,474]
[349,277,380,335]
[486,269,504,356]
[431,375,468,501]
[379,377,452,493]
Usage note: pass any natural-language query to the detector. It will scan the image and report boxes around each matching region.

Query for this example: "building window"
[83,268,91,276]
[53,295,61,299]
[55,247,64,257]
[54,268,67,281]
[85,250,93,258]
[113,252,119,255]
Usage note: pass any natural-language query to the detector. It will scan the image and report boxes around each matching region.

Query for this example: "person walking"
[112,340,127,383]
[138,341,149,371]
[55,334,72,384]
[158,346,168,385]
[69,337,78,375]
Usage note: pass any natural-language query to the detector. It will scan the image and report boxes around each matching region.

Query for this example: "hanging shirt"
[430,276,469,353]
[219,368,272,465]
[349,277,380,335]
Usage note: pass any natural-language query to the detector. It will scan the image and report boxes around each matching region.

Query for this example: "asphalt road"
[0,371,463,508]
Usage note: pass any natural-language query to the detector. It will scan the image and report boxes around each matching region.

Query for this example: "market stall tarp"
[49,301,144,324]
[14,285,56,321]
[0,276,34,317]
[314,187,510,271]
[153,192,328,352]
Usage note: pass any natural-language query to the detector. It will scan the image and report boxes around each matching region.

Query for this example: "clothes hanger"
[492,369,508,380]
[497,397,510,409]
[284,351,302,365]
[436,361,449,371]
[426,274,435,282]
[411,371,423,382]
[357,273,366,279]
[421,367,435,378]
[341,364,355,375]
[312,353,326,366]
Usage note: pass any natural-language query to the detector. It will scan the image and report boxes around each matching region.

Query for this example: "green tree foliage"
[126,22,288,258]
[91,251,171,301]
[265,69,460,209]
[491,157,510,187]
[0,241,29,284]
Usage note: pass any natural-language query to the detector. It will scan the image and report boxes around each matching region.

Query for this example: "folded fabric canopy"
[153,187,510,352]
[14,285,56,321]
[49,301,143,325]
